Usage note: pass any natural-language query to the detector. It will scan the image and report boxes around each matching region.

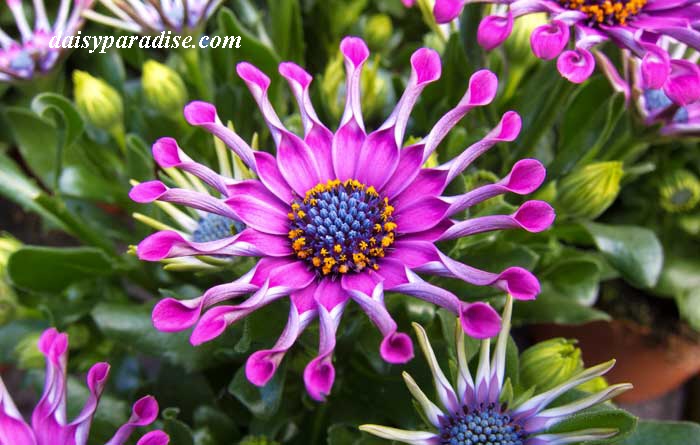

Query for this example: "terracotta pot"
[532,320,700,404]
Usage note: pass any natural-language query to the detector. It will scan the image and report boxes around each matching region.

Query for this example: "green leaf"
[216,7,280,75]
[228,364,285,419]
[619,420,700,445]
[655,254,700,298]
[583,223,663,289]
[268,0,305,62]
[7,246,113,293]
[542,258,601,306]
[163,407,196,445]
[31,93,85,153]
[512,289,611,326]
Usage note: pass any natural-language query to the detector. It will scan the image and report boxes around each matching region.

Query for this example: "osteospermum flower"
[0,0,93,82]
[83,0,222,34]
[130,36,555,401]
[428,0,700,93]
[596,41,700,135]
[360,297,633,445]
[0,328,169,445]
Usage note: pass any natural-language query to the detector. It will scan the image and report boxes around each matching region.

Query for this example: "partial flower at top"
[130,36,555,401]
[596,40,700,135]
[360,297,633,445]
[0,0,94,82]
[83,0,222,34]
[0,328,169,445]
[428,0,700,95]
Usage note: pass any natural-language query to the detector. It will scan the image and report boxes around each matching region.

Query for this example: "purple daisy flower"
[429,0,700,98]
[0,328,169,445]
[0,0,94,82]
[360,297,633,445]
[130,36,554,401]
[596,41,700,134]
[83,0,222,34]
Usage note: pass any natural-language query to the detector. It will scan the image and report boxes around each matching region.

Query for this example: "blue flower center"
[288,179,397,276]
[192,213,241,242]
[9,50,34,72]
[439,404,525,445]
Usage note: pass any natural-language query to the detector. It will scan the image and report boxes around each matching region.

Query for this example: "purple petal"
[32,329,68,444]
[253,151,294,203]
[423,70,499,160]
[130,181,239,220]
[442,111,522,184]
[640,43,670,89]
[152,137,229,196]
[137,431,170,445]
[332,119,366,181]
[0,381,35,445]
[236,62,287,145]
[276,132,323,196]
[105,396,159,445]
[152,268,259,332]
[226,181,291,235]
[664,59,700,106]
[394,168,450,209]
[66,362,110,442]
[434,0,465,23]
[136,229,289,261]
[279,62,335,181]
[459,302,501,339]
[348,282,415,364]
[530,20,570,60]
[355,129,400,189]
[380,144,425,199]
[184,101,256,171]
[391,240,442,268]
[477,13,514,51]
[394,197,450,234]
[247,291,317,387]
[341,270,383,296]
[556,48,596,83]
[445,159,546,216]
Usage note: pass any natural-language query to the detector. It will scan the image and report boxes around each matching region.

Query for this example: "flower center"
[192,213,241,242]
[559,0,647,26]
[288,179,397,276]
[439,404,525,445]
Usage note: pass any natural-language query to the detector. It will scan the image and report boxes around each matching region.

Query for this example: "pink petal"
[434,0,465,23]
[530,20,570,60]
[380,144,425,199]
[640,43,670,89]
[304,359,335,401]
[459,302,501,339]
[664,59,700,106]
[394,198,450,234]
[512,200,556,232]
[253,151,294,203]
[137,431,170,445]
[129,181,166,203]
[556,48,596,84]
[477,13,514,51]
[380,332,414,364]
[226,181,290,235]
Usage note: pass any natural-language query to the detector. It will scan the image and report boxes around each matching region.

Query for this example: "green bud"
[365,14,393,50]
[520,338,584,392]
[556,161,624,219]
[239,436,280,445]
[658,169,700,213]
[15,332,45,370]
[577,376,609,393]
[73,70,124,133]
[142,60,188,119]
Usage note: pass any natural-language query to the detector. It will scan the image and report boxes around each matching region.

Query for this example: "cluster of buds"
[0,0,94,82]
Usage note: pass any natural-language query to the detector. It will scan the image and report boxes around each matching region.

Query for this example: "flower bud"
[577,376,609,393]
[658,169,700,213]
[365,14,393,50]
[556,161,624,219]
[142,60,188,119]
[240,436,280,445]
[520,338,583,392]
[73,70,124,132]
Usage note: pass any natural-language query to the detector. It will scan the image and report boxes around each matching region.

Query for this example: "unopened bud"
[556,161,624,219]
[365,14,393,50]
[73,70,124,132]
[142,60,188,118]
[520,338,583,392]
[659,169,700,213]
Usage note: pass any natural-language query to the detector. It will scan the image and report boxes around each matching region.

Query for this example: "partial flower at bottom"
[0,328,169,445]
[130,36,555,401]
[360,296,632,445]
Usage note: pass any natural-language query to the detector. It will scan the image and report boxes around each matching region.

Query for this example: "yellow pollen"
[312,257,322,267]
[334,244,343,253]
[338,265,349,274]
